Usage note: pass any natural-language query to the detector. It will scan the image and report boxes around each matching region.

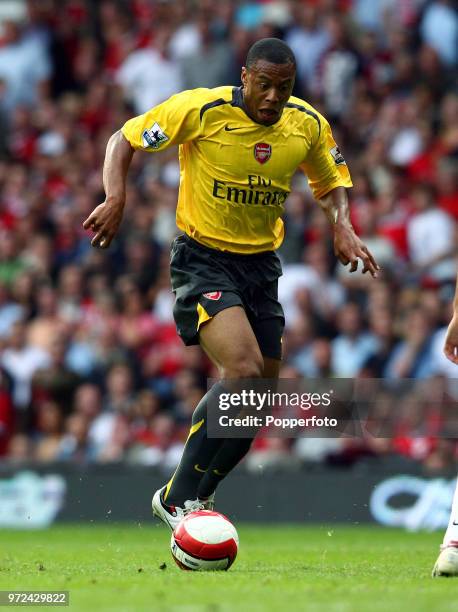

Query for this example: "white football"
[170,510,239,571]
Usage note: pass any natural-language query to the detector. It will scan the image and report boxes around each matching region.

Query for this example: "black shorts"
[170,234,285,360]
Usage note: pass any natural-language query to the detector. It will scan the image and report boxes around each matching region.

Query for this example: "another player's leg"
[432,477,458,577]
[153,306,264,529]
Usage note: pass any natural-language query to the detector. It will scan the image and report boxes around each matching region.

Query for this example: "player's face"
[241,60,295,126]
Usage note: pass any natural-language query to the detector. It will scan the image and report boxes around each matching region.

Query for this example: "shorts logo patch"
[141,122,169,149]
[254,142,271,164]
[330,145,346,165]
[203,291,222,301]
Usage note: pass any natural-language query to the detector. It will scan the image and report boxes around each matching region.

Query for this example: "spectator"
[302,240,346,320]
[128,412,183,468]
[317,15,360,118]
[74,383,103,422]
[179,11,233,90]
[331,303,379,377]
[420,0,458,67]
[27,284,67,352]
[385,307,435,378]
[116,29,182,114]
[33,399,64,462]
[88,363,135,460]
[363,307,397,377]
[306,338,334,378]
[1,320,50,414]
[0,281,23,340]
[286,315,317,377]
[0,231,27,288]
[57,412,94,463]
[285,5,330,95]
[0,20,51,114]
[116,279,158,359]
[7,433,32,463]
[32,336,81,411]
[407,183,456,283]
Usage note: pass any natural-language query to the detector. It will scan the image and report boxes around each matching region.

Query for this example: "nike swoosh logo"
[224,126,242,131]
[194,464,207,473]
[212,469,227,476]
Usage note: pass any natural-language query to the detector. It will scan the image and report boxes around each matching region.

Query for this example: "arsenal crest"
[203,291,222,301]
[254,143,271,164]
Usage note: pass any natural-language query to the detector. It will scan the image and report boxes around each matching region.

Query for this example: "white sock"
[443,477,458,547]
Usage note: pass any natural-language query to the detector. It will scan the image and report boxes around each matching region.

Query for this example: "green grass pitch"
[0,524,456,612]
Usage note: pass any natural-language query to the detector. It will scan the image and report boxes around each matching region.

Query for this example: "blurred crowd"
[0,0,456,471]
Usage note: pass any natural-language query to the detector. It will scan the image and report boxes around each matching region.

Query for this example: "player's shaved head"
[241,39,296,126]
[246,38,296,71]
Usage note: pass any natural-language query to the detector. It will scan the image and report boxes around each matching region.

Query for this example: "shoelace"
[183,500,205,515]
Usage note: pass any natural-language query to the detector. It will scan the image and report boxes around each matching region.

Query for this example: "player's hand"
[443,314,458,364]
[333,223,380,277]
[83,200,124,249]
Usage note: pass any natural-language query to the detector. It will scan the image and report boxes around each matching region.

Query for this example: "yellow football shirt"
[121,86,352,254]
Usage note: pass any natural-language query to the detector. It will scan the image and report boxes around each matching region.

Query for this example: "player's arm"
[83,131,134,248]
[300,114,379,277]
[444,275,458,364]
[83,89,203,248]
[318,186,379,277]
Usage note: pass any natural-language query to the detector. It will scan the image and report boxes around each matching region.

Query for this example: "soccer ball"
[170,510,239,571]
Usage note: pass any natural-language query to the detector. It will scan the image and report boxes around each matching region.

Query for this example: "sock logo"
[194,464,207,473]
[212,469,227,476]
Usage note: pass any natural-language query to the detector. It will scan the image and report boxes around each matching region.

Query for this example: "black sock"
[196,437,254,499]
[164,383,226,506]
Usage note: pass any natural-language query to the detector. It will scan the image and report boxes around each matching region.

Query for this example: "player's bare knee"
[222,354,264,379]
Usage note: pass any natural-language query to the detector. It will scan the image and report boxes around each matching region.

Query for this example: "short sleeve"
[300,116,352,200]
[121,89,203,152]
